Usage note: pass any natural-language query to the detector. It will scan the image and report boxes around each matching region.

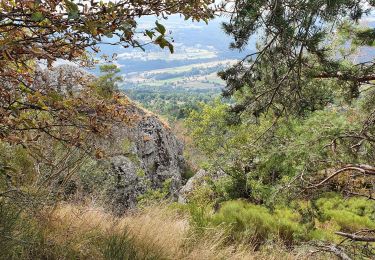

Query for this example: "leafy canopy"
[0,0,214,147]
[219,0,375,116]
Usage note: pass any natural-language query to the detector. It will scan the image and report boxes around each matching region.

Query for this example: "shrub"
[315,194,375,233]
[137,178,173,207]
[209,200,308,247]
[273,208,306,245]
[188,202,212,230]
[211,201,274,246]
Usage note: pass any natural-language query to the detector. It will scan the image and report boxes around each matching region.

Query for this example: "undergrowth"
[0,201,337,260]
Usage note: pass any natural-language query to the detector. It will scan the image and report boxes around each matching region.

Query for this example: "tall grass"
[0,202,331,260]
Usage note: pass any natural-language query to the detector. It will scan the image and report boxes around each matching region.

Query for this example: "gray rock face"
[34,64,92,94]
[105,104,186,214]
[37,65,186,214]
[178,169,208,204]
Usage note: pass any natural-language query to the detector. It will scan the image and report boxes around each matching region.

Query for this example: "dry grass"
[118,206,188,259]
[30,203,331,260]
[43,204,116,259]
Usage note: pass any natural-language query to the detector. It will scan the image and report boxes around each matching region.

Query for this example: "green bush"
[137,178,173,207]
[315,194,375,233]
[206,200,308,247]
[211,201,274,245]
[188,202,212,230]
[192,195,375,248]
[273,208,306,245]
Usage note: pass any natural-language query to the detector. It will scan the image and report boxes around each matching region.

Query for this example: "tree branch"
[335,231,375,242]
[307,164,375,189]
[314,73,375,83]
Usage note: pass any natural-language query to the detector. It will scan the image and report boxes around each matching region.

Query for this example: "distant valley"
[98,16,251,119]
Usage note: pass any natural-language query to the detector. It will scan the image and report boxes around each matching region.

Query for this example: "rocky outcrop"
[34,64,93,94]
[38,65,186,214]
[106,104,185,214]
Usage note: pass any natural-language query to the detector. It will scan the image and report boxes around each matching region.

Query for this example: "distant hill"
[97,16,254,74]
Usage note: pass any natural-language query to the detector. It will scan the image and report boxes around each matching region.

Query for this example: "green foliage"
[121,138,134,154]
[186,99,231,156]
[211,201,275,243]
[125,86,219,121]
[220,0,375,116]
[186,100,280,201]
[211,176,248,203]
[137,178,173,207]
[186,195,375,249]
[187,202,212,231]
[186,95,374,204]
[315,194,375,233]
[75,158,111,195]
[338,21,375,47]
[181,166,195,181]
[189,200,307,247]
[94,64,123,98]
[136,169,146,178]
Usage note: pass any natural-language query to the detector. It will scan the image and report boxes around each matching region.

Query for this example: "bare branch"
[335,231,375,243]
[316,244,352,260]
[307,165,375,189]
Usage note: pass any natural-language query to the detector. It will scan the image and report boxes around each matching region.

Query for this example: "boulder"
[178,169,226,203]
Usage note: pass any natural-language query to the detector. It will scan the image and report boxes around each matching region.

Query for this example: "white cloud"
[117,45,217,61]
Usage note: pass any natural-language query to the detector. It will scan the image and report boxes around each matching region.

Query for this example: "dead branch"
[335,231,375,243]
[307,165,375,189]
[317,244,352,260]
